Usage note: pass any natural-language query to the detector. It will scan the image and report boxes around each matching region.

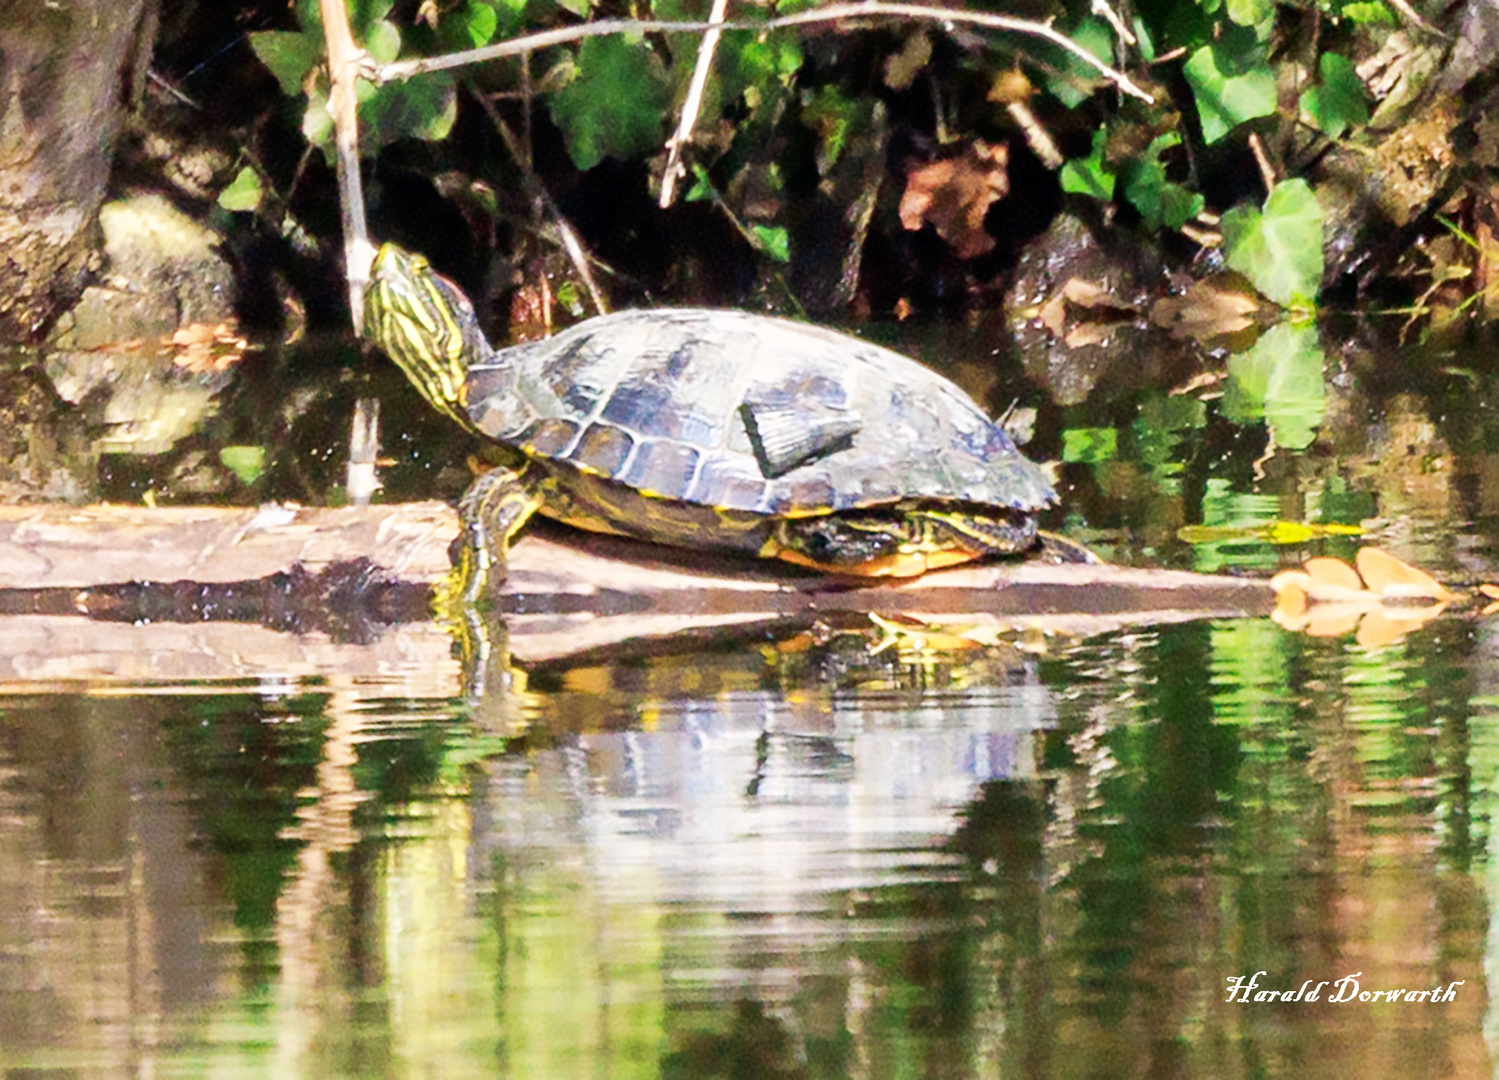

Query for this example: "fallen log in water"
[0,502,1275,676]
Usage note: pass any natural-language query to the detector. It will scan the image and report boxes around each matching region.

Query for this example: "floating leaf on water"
[1355,547,1454,602]
[1303,556,1364,593]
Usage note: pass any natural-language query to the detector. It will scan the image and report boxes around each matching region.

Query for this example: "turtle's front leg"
[451,463,544,605]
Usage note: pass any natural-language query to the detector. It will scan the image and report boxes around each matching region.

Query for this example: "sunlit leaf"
[1220,179,1324,307]
[362,17,402,63]
[1341,1,1397,24]
[1060,127,1115,201]
[1226,0,1275,26]
[750,225,790,263]
[1183,43,1277,144]
[1062,427,1117,463]
[220,446,267,485]
[1299,52,1370,140]
[440,0,499,50]
[547,34,671,171]
[1224,321,1326,449]
[217,167,263,212]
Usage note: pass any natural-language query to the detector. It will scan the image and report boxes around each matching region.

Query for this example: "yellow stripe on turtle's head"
[364,243,486,428]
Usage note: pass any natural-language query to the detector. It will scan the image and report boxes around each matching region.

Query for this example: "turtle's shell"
[464,309,1053,522]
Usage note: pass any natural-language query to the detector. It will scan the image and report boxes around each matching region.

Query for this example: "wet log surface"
[0,502,1275,679]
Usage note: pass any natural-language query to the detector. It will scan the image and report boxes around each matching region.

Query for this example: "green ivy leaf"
[362,16,403,63]
[440,0,499,51]
[217,167,263,212]
[1223,322,1326,450]
[1041,17,1114,109]
[1225,0,1275,26]
[220,446,268,486]
[1340,1,1397,24]
[1183,44,1277,144]
[1299,52,1370,140]
[1060,127,1116,200]
[360,73,458,145]
[1062,427,1118,464]
[750,224,790,263]
[1122,133,1204,230]
[547,34,671,171]
[1220,179,1324,307]
[249,30,321,97]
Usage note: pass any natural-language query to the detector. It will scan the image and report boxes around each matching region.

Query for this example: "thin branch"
[659,0,730,209]
[374,5,1155,104]
[320,0,375,329]
[467,85,610,315]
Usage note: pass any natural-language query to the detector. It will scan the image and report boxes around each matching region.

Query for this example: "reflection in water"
[0,620,1493,1077]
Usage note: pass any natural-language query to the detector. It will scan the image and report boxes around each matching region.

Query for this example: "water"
[0,608,1492,1078]
[6,321,1499,1077]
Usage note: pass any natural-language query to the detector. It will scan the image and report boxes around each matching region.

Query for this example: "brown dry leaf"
[1038,292,1067,336]
[1059,277,1132,311]
[1149,282,1259,342]
[1269,550,1448,645]
[165,321,248,374]
[1303,556,1363,593]
[1354,547,1454,602]
[1356,606,1443,649]
[1037,277,1136,345]
[898,140,1009,259]
[1480,583,1499,599]
[884,30,931,90]
[1305,605,1367,638]
[1064,322,1114,348]
[508,281,552,343]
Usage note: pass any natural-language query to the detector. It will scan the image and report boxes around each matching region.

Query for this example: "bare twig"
[659,0,729,208]
[468,85,610,314]
[374,5,1155,104]
[1248,132,1277,198]
[1090,0,1136,47]
[320,0,375,328]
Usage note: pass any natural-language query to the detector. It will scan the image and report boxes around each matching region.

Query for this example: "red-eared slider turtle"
[364,243,1059,595]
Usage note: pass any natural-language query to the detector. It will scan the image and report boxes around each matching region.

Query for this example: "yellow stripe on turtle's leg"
[450,463,544,605]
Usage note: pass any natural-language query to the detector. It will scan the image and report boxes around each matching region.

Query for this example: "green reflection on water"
[0,617,1493,1078]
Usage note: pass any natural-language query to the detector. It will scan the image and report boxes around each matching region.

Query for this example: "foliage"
[1220,180,1324,308]
[1222,321,1326,450]
[546,33,671,171]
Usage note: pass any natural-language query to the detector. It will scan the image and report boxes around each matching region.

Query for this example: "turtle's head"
[364,243,488,427]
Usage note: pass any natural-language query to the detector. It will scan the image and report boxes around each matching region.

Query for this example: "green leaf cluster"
[248,0,460,156]
[546,34,671,171]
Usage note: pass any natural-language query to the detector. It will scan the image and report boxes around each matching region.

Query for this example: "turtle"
[363,243,1062,596]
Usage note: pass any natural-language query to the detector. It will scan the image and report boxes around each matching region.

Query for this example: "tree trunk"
[0,0,159,342]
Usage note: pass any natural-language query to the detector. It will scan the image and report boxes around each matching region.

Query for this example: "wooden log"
[0,501,1275,672]
[0,502,456,588]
